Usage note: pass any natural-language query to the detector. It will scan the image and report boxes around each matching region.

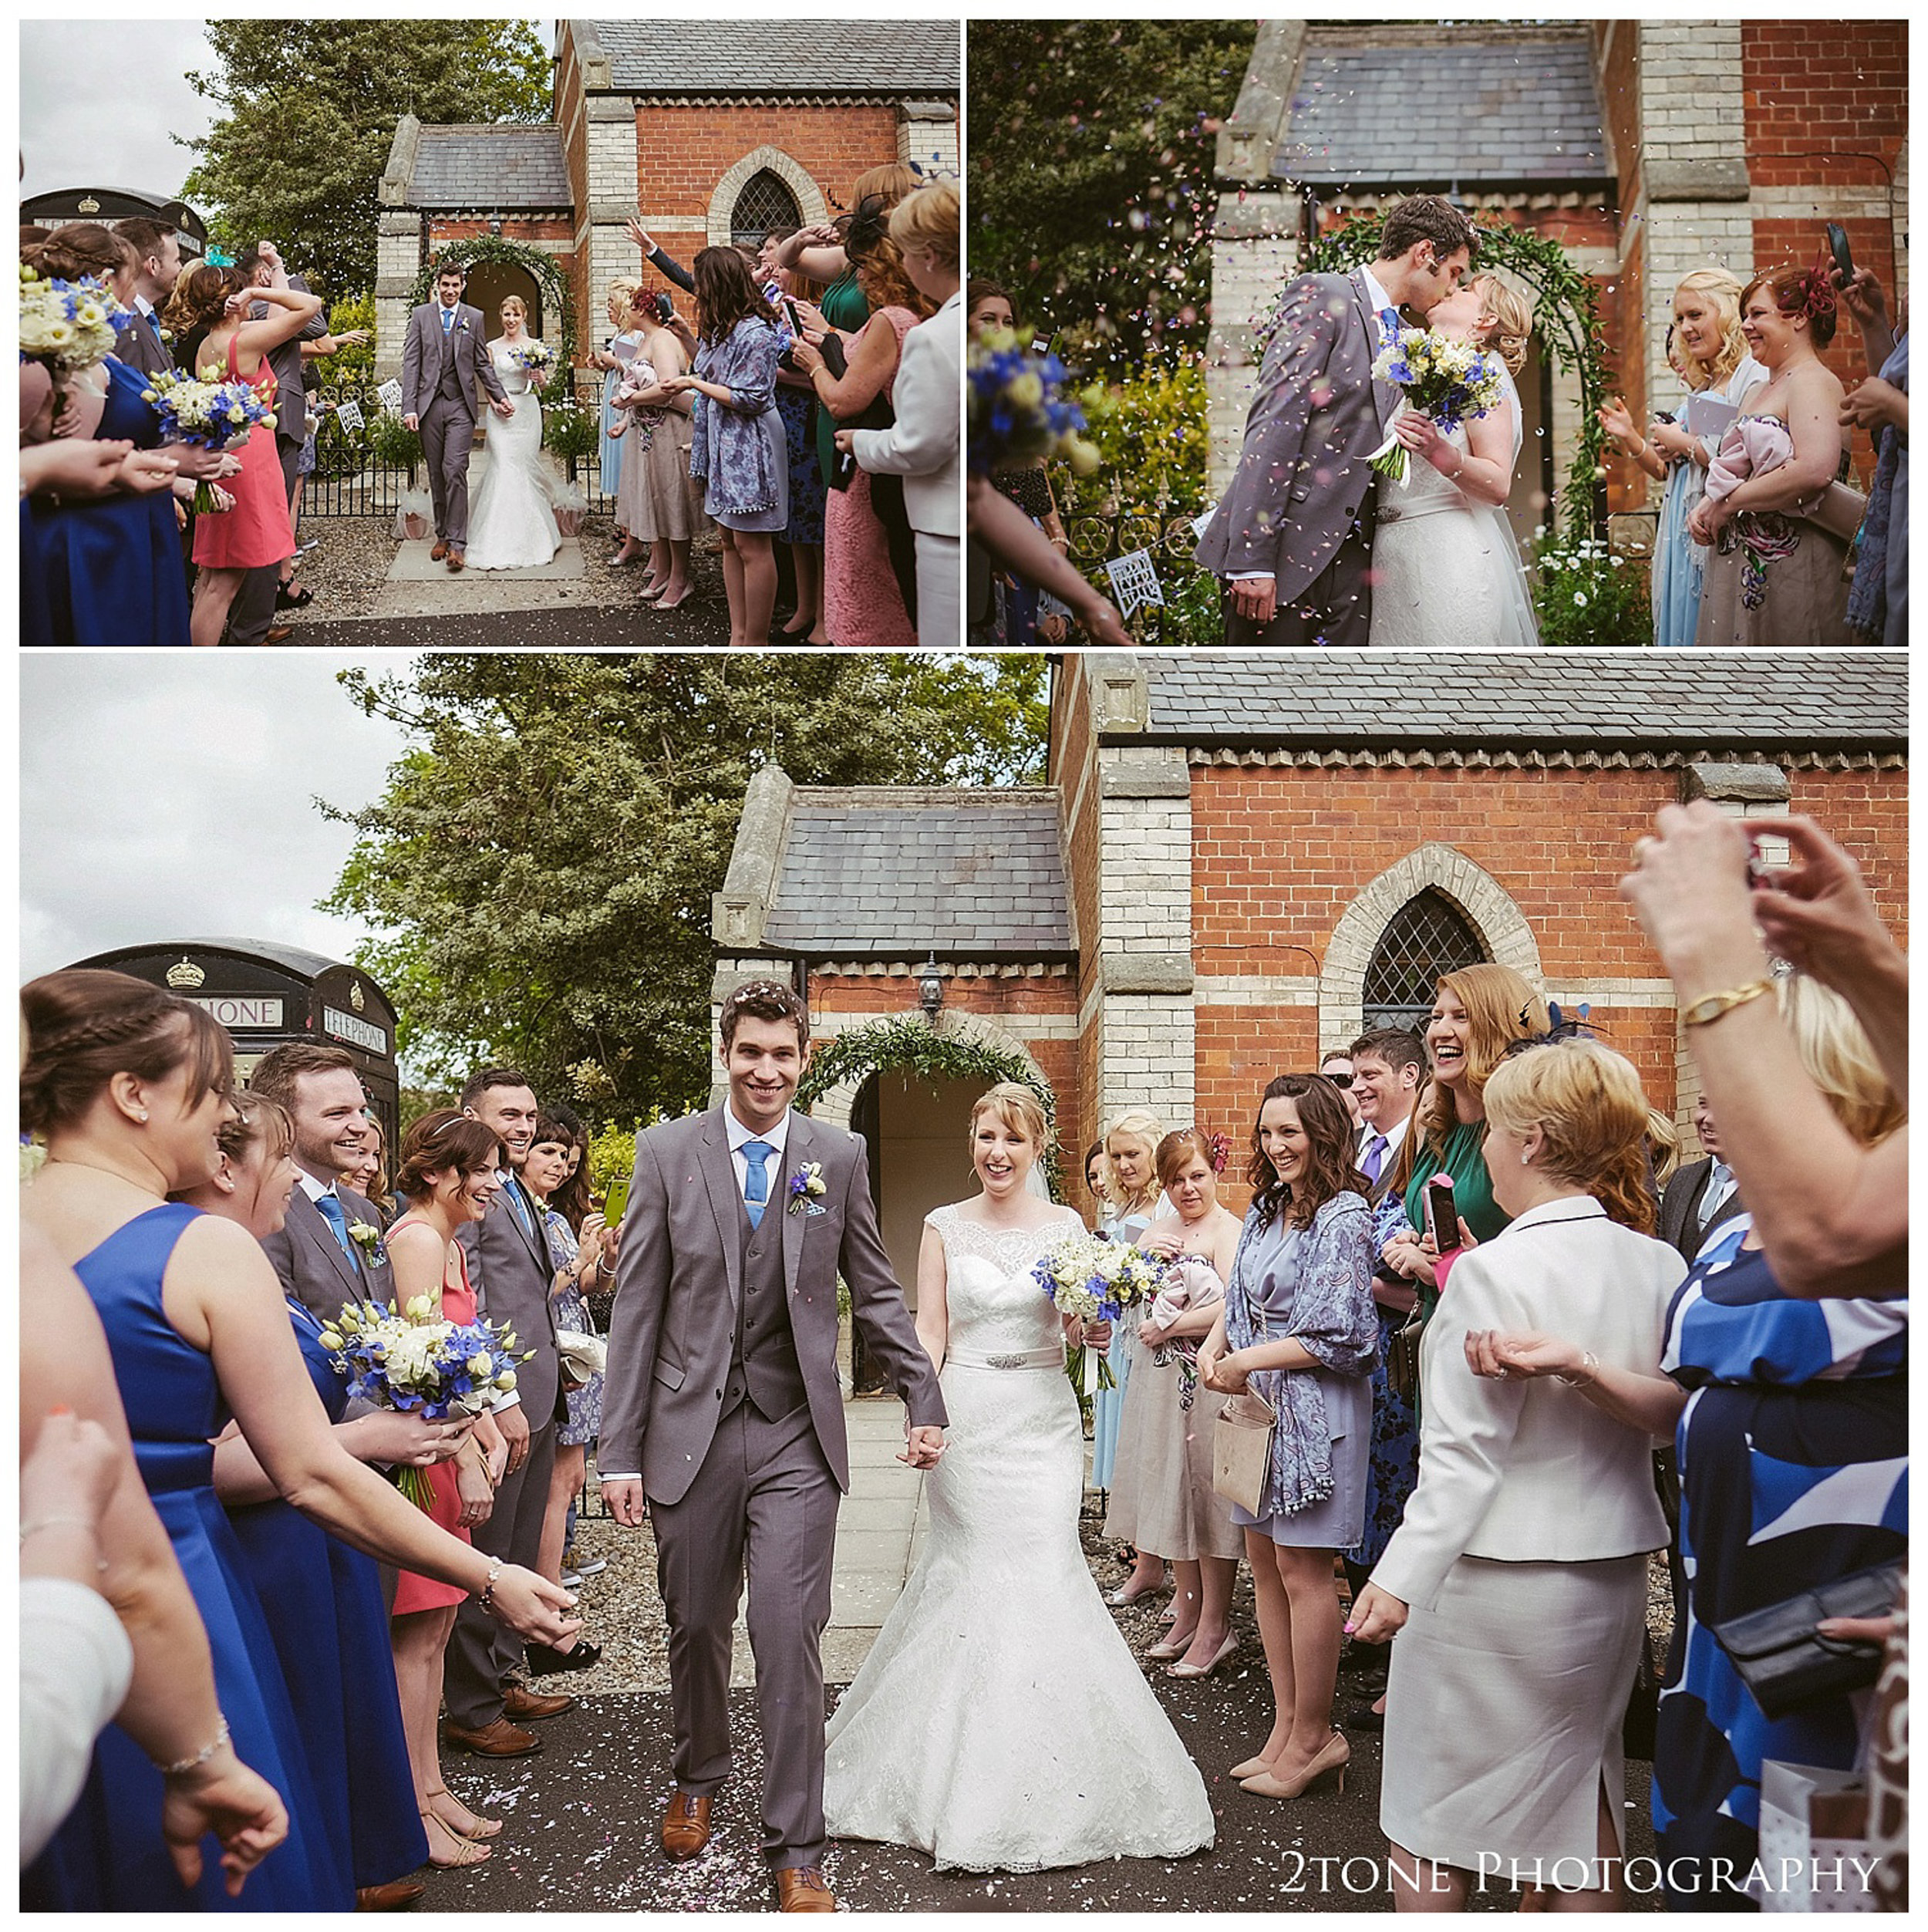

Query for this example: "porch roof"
[578,20,959,95]
[407,124,571,210]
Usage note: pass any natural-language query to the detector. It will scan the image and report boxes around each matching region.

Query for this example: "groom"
[600,979,946,1913]
[400,258,514,572]
[1195,193,1478,646]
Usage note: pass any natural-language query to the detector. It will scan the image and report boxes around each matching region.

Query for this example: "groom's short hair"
[1379,195,1478,265]
[433,259,466,284]
[720,979,810,1054]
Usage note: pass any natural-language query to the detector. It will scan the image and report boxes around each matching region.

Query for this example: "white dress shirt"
[19,1577,135,1864]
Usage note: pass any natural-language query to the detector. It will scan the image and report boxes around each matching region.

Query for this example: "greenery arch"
[1305,211,1613,542]
[797,1013,1063,1200]
[407,234,578,400]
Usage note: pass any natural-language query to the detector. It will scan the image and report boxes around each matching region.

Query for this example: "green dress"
[1401,1118,1510,1326]
[813,268,871,485]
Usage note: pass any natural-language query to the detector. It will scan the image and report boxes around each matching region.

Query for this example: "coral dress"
[824,306,918,648]
[389,1229,479,1617]
[190,335,294,572]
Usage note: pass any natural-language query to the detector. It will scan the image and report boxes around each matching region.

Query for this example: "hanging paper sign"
[376,379,403,410]
[1104,549,1165,619]
[1191,504,1218,540]
[333,400,366,436]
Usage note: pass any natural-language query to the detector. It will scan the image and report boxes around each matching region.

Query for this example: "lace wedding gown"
[823,1205,1215,1872]
[1369,368,1539,649]
[465,340,561,571]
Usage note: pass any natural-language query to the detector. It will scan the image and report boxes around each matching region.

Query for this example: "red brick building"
[715,652,1906,1253]
[374,19,958,381]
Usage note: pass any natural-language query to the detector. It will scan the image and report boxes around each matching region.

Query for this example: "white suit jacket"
[851,291,961,538]
[1370,1197,1686,1612]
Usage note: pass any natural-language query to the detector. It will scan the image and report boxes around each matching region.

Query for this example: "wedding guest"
[1320,1050,1363,1127]
[383,1111,520,1864]
[188,1095,436,1910]
[19,972,576,1908]
[1197,1074,1376,1799]
[1655,1092,1742,1263]
[790,191,933,646]
[282,319,370,611]
[1349,1040,1687,1910]
[592,282,643,543]
[165,250,323,646]
[770,247,830,641]
[661,250,787,647]
[342,1118,393,1226]
[110,217,182,378]
[613,285,706,609]
[19,1226,291,1895]
[1094,1108,1166,1570]
[1835,261,1908,646]
[1124,1129,1245,1677]
[1690,262,1855,646]
[843,181,962,648]
[965,473,1133,649]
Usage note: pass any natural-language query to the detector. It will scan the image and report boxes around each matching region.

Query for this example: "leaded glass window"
[1361,891,1487,1032]
[730,171,803,251]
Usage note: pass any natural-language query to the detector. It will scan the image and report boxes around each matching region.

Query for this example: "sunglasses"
[1320,1070,1354,1089]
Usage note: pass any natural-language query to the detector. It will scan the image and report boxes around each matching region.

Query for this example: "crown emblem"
[165,958,206,990]
[78,195,99,215]
[349,979,366,1012]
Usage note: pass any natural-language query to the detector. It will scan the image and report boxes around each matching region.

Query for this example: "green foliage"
[585,1118,643,1199]
[797,1016,1063,1199]
[968,21,1253,373]
[1306,211,1616,544]
[1530,530,1653,647]
[310,292,376,387]
[322,656,1050,1121]
[366,409,421,473]
[180,19,551,304]
[542,400,602,468]
[407,235,579,385]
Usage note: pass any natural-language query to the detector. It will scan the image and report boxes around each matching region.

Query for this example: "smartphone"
[652,292,674,324]
[602,1174,632,1228]
[1826,222,1854,286]
[784,298,806,338]
[1423,1176,1459,1254]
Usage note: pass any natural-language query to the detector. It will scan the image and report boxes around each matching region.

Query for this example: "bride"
[465,295,561,571]
[824,1084,1215,1873]
[1369,274,1540,648]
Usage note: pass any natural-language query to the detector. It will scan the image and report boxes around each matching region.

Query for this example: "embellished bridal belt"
[1374,496,1470,525]
[946,1344,1065,1372]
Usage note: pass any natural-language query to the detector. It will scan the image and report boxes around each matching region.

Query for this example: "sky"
[19,655,417,981]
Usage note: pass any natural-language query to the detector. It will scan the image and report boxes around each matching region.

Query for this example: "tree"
[322,655,1049,1121]
[969,22,1255,372]
[180,20,551,303]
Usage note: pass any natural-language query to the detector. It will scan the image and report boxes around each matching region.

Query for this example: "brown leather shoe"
[447,549,465,572]
[430,541,448,561]
[774,1867,837,1912]
[264,625,295,644]
[503,1682,574,1721]
[440,1716,541,1758]
[660,1792,712,1863]
[356,1880,426,1910]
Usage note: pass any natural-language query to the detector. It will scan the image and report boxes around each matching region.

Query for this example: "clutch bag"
[1711,1559,1903,1721]
[1386,1307,1424,1406]
[1212,1388,1277,1516]
[1796,480,1869,542]
[557,1329,608,1386]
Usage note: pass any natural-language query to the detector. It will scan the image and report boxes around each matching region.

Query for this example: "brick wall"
[1050,665,1104,1165]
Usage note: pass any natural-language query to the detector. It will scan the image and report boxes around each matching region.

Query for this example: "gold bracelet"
[1679,978,1776,1027]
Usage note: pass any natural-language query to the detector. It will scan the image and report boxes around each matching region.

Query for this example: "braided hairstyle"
[22,969,234,1138]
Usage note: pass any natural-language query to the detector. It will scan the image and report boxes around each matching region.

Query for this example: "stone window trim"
[1320,842,1542,1053]
[707,147,828,247]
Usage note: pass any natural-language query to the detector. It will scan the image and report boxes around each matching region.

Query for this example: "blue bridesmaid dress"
[224,1295,430,1890]
[28,357,193,648]
[25,1203,345,1910]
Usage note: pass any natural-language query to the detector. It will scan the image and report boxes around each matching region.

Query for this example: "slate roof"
[762,792,1070,956]
[582,20,958,94]
[1131,655,1907,750]
[408,125,571,209]
[1276,35,1609,185]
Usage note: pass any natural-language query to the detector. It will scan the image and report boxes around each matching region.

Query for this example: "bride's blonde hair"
[969,1082,1052,1155]
[1473,274,1534,376]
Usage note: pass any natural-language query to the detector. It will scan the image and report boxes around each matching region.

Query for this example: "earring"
[136,1110,150,1124]
[1521,1151,1530,1165]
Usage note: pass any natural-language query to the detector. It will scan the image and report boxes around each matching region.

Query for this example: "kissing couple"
[1195,192,1540,648]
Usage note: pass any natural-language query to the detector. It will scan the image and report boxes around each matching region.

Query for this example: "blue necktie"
[315,1190,356,1260]
[146,309,167,365]
[741,1140,775,1229]
[1363,1135,1388,1185]
[442,305,456,335]
[503,1179,535,1241]
[1378,305,1403,349]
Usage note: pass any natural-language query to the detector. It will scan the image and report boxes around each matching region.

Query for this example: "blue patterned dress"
[544,1209,603,1447]
[1347,1189,1428,1570]
[1651,1214,1907,1909]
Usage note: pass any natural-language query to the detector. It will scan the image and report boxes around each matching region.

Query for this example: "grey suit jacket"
[261,1183,389,1324]
[399,301,508,423]
[1657,1155,1745,1263]
[248,274,329,449]
[457,1177,562,1426]
[601,1106,947,1507]
[1194,268,1395,604]
[113,307,174,379]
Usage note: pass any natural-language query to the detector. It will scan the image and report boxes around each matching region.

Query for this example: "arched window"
[730,170,803,251]
[1361,890,1487,1033]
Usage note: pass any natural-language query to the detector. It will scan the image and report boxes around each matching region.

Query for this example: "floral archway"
[406,234,578,398]
[1305,211,1613,542]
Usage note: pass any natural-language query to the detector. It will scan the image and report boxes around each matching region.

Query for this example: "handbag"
[557,1327,607,1387]
[1212,1388,1277,1516]
[1386,1306,1425,1406]
[1622,1631,1663,1761]
[1796,480,1869,543]
[1711,1559,1903,1721]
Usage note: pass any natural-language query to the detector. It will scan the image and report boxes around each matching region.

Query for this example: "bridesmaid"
[614,285,707,606]
[20,973,579,1908]
[592,281,643,544]
[187,1095,445,1907]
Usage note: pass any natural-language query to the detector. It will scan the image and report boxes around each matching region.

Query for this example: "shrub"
[543,398,602,474]
[367,409,422,474]
[309,291,375,386]
[1531,528,1653,647]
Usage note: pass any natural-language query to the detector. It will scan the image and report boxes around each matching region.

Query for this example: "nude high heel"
[1239,1729,1350,1799]
[1228,1752,1273,1780]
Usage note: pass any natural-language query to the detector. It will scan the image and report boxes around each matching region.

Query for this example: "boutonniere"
[787,1162,828,1216]
[349,1222,386,1260]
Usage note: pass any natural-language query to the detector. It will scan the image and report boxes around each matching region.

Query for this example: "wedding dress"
[1368,367,1539,648]
[464,340,561,571]
[823,1205,1215,1872]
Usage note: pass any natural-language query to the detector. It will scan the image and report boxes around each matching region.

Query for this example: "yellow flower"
[467,1352,494,1376]
[1007,370,1043,409]
[1067,437,1101,477]
[318,1330,344,1351]
[494,1370,518,1391]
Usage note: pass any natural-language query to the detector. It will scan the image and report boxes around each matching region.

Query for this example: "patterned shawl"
[687,317,782,518]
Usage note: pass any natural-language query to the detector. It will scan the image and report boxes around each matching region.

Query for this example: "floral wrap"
[687,316,783,518]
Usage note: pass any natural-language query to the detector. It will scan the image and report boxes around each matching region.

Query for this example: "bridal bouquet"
[1366,329,1506,484]
[967,326,1099,477]
[507,340,556,381]
[1032,1232,1161,1391]
[319,1296,529,1507]
[20,266,133,410]
[141,369,278,511]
